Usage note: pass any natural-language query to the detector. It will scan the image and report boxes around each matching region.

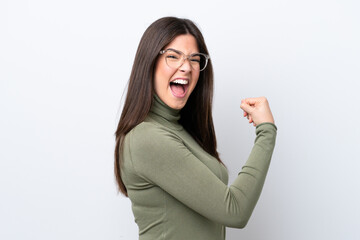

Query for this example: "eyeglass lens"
[164,50,207,71]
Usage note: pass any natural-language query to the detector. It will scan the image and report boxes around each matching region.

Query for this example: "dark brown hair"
[114,17,222,196]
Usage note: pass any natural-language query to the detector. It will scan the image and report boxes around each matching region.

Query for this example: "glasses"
[159,48,210,72]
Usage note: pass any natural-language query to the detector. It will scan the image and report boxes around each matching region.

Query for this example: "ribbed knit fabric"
[121,95,277,240]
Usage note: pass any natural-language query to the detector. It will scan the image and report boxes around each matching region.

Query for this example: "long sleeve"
[229,122,277,227]
[124,121,277,229]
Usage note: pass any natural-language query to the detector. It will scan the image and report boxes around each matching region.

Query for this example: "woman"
[114,17,277,240]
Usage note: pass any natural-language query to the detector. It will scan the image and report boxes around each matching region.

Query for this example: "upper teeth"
[172,79,188,85]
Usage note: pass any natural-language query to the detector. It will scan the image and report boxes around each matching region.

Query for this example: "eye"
[190,55,201,63]
[167,54,179,60]
[165,50,181,61]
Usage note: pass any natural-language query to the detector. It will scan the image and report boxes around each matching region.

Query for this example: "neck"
[149,94,182,130]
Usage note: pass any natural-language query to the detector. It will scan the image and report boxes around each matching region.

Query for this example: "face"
[154,34,200,110]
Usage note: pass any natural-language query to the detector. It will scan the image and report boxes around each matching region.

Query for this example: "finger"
[245,97,267,106]
[240,101,254,113]
[244,98,259,105]
[241,101,249,117]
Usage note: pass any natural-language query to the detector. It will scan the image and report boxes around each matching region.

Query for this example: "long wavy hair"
[114,17,222,196]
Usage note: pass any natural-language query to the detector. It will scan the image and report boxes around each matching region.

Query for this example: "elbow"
[230,218,249,229]
[224,214,250,229]
[236,220,248,229]
[222,187,256,228]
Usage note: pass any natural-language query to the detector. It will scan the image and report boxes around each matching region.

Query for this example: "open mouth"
[170,79,189,98]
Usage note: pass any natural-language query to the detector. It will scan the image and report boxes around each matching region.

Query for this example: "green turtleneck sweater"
[121,95,277,240]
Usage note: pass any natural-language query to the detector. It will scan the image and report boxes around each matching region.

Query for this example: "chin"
[167,96,189,110]
[169,101,186,110]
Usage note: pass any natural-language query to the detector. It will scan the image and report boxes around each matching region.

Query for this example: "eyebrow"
[166,48,201,56]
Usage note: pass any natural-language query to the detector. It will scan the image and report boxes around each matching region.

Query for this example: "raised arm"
[126,120,277,228]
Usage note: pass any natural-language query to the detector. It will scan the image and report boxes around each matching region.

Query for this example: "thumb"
[240,100,254,113]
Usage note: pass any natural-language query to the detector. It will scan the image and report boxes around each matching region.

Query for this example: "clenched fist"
[240,97,275,127]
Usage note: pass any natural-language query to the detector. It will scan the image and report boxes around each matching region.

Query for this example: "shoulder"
[123,121,184,177]
[125,121,181,153]
[129,121,177,140]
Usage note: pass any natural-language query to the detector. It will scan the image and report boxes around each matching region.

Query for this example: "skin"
[154,34,200,110]
[240,97,275,127]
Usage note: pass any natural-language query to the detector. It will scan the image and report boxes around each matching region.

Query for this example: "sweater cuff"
[256,122,277,131]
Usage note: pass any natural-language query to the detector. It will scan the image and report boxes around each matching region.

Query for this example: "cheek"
[192,72,200,88]
[154,63,165,90]
[155,63,175,84]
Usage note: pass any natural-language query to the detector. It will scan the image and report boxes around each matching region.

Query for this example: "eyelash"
[166,55,200,63]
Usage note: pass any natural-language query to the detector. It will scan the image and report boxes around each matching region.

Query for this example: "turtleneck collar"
[149,94,183,130]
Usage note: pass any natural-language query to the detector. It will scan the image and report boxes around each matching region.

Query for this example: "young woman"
[114,17,277,240]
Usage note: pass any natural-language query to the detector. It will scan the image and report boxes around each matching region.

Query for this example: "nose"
[179,57,192,72]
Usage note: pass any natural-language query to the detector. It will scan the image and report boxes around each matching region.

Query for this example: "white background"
[1,0,359,239]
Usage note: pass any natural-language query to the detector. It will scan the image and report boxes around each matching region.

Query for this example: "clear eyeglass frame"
[159,48,210,72]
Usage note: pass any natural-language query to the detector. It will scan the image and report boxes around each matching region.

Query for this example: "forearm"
[228,122,277,227]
